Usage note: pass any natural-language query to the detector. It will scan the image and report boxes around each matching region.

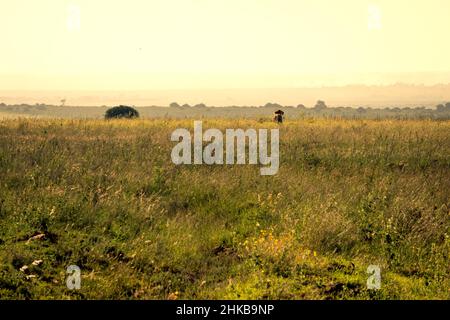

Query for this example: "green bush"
[105,105,139,119]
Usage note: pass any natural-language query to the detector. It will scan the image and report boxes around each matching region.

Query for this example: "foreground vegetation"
[0,118,449,299]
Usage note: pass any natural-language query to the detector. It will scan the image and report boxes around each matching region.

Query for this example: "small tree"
[313,100,327,110]
[263,102,283,108]
[436,104,445,112]
[169,102,180,108]
[105,105,139,119]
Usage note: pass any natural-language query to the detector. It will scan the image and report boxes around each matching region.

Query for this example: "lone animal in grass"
[273,109,285,123]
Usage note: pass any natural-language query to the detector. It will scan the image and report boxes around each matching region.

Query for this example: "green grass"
[0,118,449,299]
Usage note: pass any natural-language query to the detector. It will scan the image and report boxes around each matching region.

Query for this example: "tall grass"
[0,118,449,299]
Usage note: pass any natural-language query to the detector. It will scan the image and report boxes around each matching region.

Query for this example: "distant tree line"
[2,101,450,120]
[164,100,450,120]
[166,100,450,112]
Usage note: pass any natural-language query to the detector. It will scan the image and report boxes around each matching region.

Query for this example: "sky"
[1,0,450,91]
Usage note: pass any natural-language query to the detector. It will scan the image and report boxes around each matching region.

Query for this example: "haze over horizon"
[2,83,450,108]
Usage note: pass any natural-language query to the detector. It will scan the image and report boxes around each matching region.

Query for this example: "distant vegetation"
[104,105,139,119]
[1,101,450,120]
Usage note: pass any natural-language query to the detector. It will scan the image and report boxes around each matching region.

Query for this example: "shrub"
[313,100,327,110]
[105,105,139,119]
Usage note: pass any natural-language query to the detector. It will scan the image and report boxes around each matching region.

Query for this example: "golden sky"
[1,0,450,90]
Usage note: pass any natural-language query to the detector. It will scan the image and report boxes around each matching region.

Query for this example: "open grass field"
[0,118,449,299]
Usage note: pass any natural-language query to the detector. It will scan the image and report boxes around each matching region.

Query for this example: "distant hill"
[1,84,450,108]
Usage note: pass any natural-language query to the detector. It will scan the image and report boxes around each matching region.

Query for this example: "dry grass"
[0,118,449,299]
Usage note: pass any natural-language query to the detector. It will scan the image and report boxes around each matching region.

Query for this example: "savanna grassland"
[0,118,449,299]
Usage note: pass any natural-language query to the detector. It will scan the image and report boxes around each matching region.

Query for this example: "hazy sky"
[1,0,450,90]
